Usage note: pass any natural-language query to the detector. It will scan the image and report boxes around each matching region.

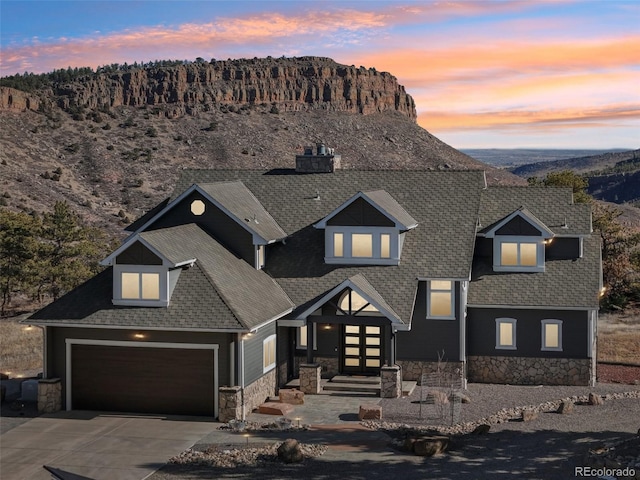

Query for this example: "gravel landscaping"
[151,379,640,480]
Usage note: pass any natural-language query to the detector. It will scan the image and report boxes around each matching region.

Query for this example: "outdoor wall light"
[22,325,34,331]
[133,333,146,339]
[599,287,607,297]
[323,324,332,330]
[242,333,253,340]
[243,433,250,445]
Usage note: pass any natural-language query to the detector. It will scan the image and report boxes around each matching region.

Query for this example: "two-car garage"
[66,340,219,417]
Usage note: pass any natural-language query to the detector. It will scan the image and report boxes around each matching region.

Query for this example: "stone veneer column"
[38,378,62,413]
[299,363,322,394]
[380,365,402,398]
[218,386,243,422]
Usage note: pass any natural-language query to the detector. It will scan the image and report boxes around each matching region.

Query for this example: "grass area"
[598,331,640,366]
[0,316,43,377]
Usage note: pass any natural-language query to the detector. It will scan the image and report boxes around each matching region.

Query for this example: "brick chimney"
[295,143,341,173]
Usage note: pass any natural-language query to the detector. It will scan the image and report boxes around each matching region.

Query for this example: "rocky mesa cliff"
[1,56,416,120]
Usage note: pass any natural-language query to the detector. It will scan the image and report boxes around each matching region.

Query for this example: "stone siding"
[218,386,242,423]
[244,368,277,413]
[38,378,62,413]
[467,356,592,386]
[398,360,465,385]
[294,355,339,378]
[219,369,277,422]
[381,365,401,398]
[299,364,322,394]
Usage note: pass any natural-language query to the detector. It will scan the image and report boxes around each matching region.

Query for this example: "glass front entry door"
[342,325,382,374]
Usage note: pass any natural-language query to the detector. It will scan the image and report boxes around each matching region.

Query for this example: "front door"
[342,324,382,374]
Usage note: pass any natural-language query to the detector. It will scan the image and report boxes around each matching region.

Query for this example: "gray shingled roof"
[468,235,601,308]
[28,264,245,330]
[198,182,287,242]
[172,170,487,324]
[362,190,418,229]
[478,187,591,236]
[30,224,294,330]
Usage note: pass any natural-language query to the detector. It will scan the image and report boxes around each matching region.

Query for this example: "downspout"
[238,333,246,421]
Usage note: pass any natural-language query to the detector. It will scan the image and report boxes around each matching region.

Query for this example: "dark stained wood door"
[71,345,214,416]
[342,325,382,375]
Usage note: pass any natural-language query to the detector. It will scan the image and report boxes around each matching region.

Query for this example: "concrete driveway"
[0,411,218,480]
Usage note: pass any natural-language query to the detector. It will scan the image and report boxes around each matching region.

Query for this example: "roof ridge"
[190,260,243,327]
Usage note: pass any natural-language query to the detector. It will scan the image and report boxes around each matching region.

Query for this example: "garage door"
[71,344,215,416]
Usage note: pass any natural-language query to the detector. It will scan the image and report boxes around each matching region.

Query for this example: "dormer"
[101,228,196,307]
[314,190,417,265]
[484,207,553,273]
[124,181,286,270]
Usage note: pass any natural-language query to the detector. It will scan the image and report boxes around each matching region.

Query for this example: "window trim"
[495,318,517,350]
[493,236,545,272]
[541,319,563,351]
[426,280,456,320]
[263,334,277,373]
[113,265,169,307]
[325,226,400,265]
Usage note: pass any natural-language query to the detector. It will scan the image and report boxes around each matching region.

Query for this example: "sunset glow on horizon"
[1,0,638,149]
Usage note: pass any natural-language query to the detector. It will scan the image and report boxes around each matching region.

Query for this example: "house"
[28,145,601,420]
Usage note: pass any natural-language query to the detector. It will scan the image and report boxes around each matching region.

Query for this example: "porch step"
[330,375,381,385]
[402,380,417,396]
[322,382,381,395]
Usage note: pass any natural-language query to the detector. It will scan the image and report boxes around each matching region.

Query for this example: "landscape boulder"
[358,404,382,420]
[557,400,574,414]
[277,438,304,463]
[279,389,305,405]
[472,424,491,435]
[588,393,604,406]
[258,402,294,416]
[521,408,539,422]
[412,436,450,457]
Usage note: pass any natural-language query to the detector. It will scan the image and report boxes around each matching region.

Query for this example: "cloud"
[419,104,640,131]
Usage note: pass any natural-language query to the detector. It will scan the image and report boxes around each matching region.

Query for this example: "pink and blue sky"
[1,0,638,149]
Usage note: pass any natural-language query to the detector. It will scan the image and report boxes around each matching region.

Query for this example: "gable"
[327,197,395,227]
[115,241,163,265]
[495,215,543,236]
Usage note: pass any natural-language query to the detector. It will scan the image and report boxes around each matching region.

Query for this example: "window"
[427,280,454,319]
[494,238,544,272]
[256,245,265,269]
[500,242,537,266]
[496,318,517,350]
[297,324,317,350]
[325,228,399,265]
[380,234,390,258]
[190,199,205,216]
[121,272,160,300]
[263,334,276,372]
[352,233,373,257]
[542,320,562,351]
[338,290,380,315]
[333,232,344,257]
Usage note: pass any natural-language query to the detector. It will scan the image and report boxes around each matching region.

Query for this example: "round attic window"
[191,200,205,216]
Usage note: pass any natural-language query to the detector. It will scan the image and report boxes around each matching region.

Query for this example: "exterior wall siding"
[327,197,395,227]
[242,321,277,386]
[116,241,163,265]
[48,327,232,409]
[148,191,255,265]
[397,281,460,362]
[467,307,589,358]
[547,237,581,259]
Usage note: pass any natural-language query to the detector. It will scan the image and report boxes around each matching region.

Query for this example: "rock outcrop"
[6,57,416,120]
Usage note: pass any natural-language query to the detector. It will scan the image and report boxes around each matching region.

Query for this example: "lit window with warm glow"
[542,320,562,351]
[380,234,390,258]
[121,272,160,300]
[351,233,373,257]
[427,280,454,319]
[263,334,276,372]
[190,199,205,216]
[496,318,517,350]
[500,241,538,267]
[333,232,344,257]
[338,290,380,315]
